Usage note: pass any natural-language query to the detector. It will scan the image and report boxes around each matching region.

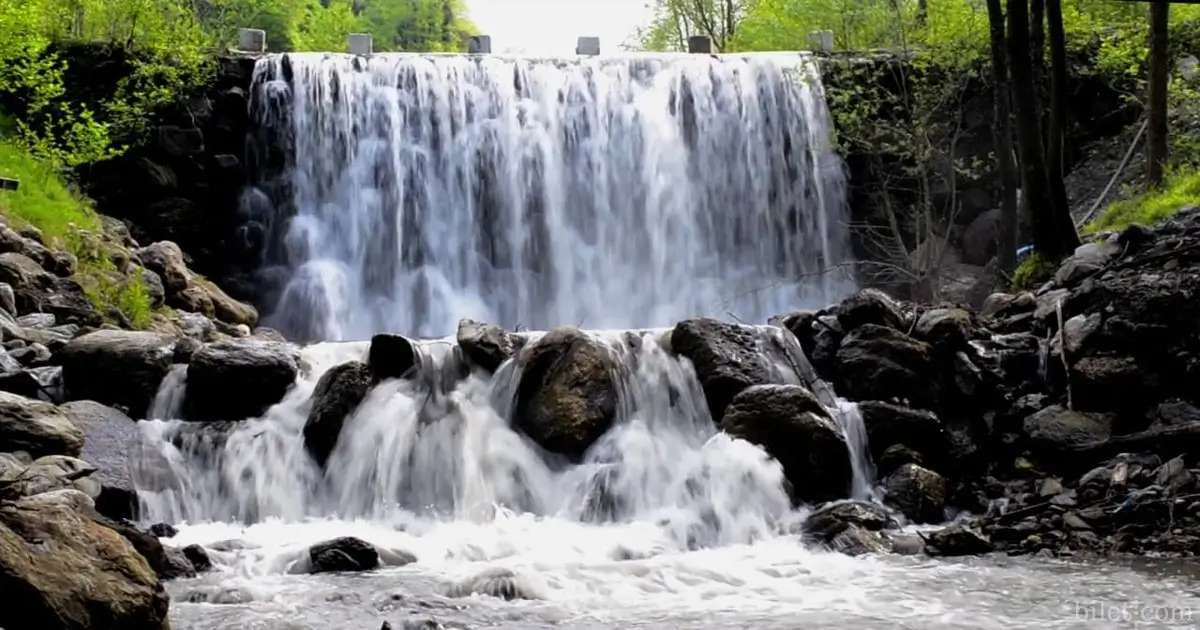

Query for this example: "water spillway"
[246,52,853,341]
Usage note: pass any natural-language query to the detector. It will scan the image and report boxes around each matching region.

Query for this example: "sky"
[464,0,654,55]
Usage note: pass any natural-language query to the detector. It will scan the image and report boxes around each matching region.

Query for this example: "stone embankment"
[3,205,1200,628]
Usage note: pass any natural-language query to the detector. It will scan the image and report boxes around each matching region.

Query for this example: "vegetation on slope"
[0,139,152,328]
[1085,167,1200,234]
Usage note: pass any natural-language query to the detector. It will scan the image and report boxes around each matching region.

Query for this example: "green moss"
[1011,252,1057,291]
[0,139,152,329]
[1083,169,1200,234]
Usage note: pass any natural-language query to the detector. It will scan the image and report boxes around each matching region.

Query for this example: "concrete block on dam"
[238,28,266,53]
[576,37,600,56]
[467,35,491,54]
[688,36,713,54]
[348,33,373,56]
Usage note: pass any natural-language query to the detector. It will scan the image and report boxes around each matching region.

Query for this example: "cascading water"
[247,52,852,341]
[137,332,808,547]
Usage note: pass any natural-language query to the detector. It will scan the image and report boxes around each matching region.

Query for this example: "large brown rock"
[514,327,618,459]
[0,252,100,327]
[457,319,520,373]
[721,384,851,504]
[0,391,83,458]
[58,330,177,418]
[0,495,171,630]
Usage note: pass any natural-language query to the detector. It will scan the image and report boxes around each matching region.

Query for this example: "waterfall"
[246,52,852,341]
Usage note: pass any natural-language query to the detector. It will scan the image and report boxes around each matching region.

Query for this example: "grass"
[1083,168,1200,234]
[0,139,153,329]
[1010,251,1057,291]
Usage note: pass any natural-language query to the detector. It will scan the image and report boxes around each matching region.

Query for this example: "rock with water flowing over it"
[185,338,301,421]
[307,536,380,573]
[513,327,618,459]
[447,566,539,600]
[59,400,140,520]
[303,360,372,467]
[720,384,851,504]
[58,330,177,418]
[0,391,83,458]
[0,494,171,630]
[884,463,947,524]
[835,324,939,409]
[670,318,812,421]
[367,333,418,381]
[457,319,520,373]
[803,500,898,543]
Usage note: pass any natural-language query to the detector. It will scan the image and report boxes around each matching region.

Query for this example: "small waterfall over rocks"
[135,323,877,551]
[245,52,853,341]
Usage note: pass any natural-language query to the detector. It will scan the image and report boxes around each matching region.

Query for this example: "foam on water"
[246,52,853,341]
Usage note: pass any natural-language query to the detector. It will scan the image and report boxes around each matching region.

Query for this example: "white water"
[248,52,853,341]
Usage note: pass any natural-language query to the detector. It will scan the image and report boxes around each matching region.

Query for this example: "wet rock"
[195,277,258,327]
[1053,240,1118,286]
[829,523,891,555]
[721,384,851,504]
[670,318,805,421]
[58,330,176,418]
[149,522,178,538]
[835,324,937,409]
[923,524,992,556]
[96,515,195,580]
[804,500,896,542]
[447,567,539,600]
[136,240,191,288]
[182,544,212,572]
[457,319,519,373]
[0,496,170,630]
[367,333,418,381]
[0,391,83,458]
[308,536,379,573]
[856,401,946,466]
[303,360,372,467]
[60,401,139,516]
[884,463,946,524]
[877,444,925,477]
[1022,405,1114,455]
[913,307,980,354]
[835,288,906,332]
[186,339,301,421]
[514,327,618,459]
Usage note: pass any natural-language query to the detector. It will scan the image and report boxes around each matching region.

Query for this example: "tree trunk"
[1030,0,1046,86]
[1045,0,1076,243]
[1007,0,1079,262]
[987,0,1020,273]
[1147,1,1170,188]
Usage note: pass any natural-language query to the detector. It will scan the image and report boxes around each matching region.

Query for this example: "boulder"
[0,253,101,327]
[514,327,618,459]
[58,330,176,418]
[720,384,851,504]
[912,307,980,354]
[308,536,379,573]
[60,401,140,518]
[457,319,519,373]
[303,360,372,467]
[670,318,806,421]
[0,496,171,630]
[96,515,195,581]
[0,391,83,458]
[0,455,99,500]
[185,339,301,421]
[367,334,419,381]
[804,500,898,542]
[835,324,938,409]
[884,463,947,524]
[195,277,258,327]
[856,401,947,467]
[1022,405,1114,456]
[136,242,189,292]
[835,288,906,332]
[923,524,993,556]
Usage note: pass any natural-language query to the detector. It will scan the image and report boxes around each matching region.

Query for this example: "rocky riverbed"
[3,207,1200,628]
